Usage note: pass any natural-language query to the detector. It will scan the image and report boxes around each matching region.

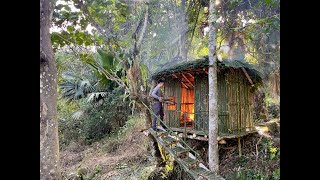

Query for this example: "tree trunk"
[127,2,153,129]
[126,59,152,129]
[40,0,60,179]
[208,0,219,173]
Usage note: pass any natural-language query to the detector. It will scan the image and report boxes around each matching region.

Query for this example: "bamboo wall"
[163,68,254,136]
[164,79,181,128]
[194,74,209,132]
[224,69,254,135]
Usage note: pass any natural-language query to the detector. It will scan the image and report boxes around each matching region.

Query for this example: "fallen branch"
[255,136,263,161]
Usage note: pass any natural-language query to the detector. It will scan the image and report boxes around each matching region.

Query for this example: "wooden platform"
[169,127,257,141]
[171,127,207,136]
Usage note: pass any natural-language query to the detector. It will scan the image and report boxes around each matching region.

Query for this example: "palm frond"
[87,92,107,103]
[80,80,95,94]
[60,73,96,102]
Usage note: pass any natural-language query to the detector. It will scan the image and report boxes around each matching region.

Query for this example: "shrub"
[58,87,131,146]
[268,102,280,119]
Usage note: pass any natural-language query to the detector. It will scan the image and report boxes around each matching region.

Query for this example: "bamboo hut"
[151,57,262,140]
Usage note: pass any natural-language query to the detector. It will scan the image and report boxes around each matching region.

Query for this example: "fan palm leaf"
[60,73,95,102]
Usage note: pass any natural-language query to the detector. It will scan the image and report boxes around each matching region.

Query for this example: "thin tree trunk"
[40,0,60,179]
[179,0,187,61]
[208,0,219,173]
[186,2,201,53]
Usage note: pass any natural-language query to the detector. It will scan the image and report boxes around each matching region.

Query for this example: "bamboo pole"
[220,74,224,134]
[227,73,231,134]
[232,73,235,134]
[194,77,197,129]
[224,74,227,134]
[241,67,253,85]
[240,74,243,133]
[225,74,228,134]
[238,73,241,133]
[177,80,182,128]
[182,73,194,88]
[238,137,242,157]
[203,76,206,132]
[187,72,194,80]
[181,81,189,89]
[184,112,187,142]
[244,80,248,128]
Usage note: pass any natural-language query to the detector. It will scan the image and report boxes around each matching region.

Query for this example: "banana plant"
[60,48,126,119]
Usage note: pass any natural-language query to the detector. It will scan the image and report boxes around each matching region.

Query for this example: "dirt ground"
[60,118,157,180]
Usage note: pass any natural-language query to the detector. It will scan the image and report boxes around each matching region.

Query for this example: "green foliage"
[266,96,280,119]
[58,113,84,147]
[235,168,269,180]
[58,86,130,147]
[57,95,80,119]
[83,87,130,143]
[57,97,82,147]
[165,161,192,180]
[93,49,123,89]
[195,46,209,58]
[272,168,280,180]
[261,138,280,160]
[51,1,96,50]
[140,64,148,87]
[97,49,118,70]
[269,146,278,160]
[58,48,124,104]
[56,46,129,147]
[244,52,258,64]
[82,107,112,143]
[268,102,280,119]
[60,73,95,102]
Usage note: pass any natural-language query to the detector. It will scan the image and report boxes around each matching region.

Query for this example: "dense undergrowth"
[58,87,130,149]
[60,116,161,180]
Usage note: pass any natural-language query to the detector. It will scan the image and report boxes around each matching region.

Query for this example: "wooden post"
[184,112,187,142]
[238,137,242,157]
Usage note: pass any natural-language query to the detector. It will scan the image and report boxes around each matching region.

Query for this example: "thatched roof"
[151,57,263,85]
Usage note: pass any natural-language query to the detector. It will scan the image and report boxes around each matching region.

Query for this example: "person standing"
[151,79,165,131]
